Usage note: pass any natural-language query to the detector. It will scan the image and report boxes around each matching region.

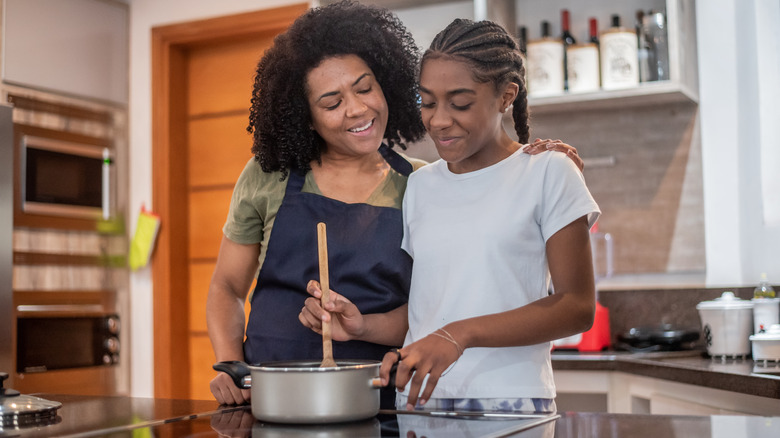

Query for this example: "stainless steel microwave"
[11,290,121,396]
[19,127,112,220]
[16,312,120,373]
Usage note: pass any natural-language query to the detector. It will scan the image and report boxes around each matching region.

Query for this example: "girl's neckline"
[441,144,525,179]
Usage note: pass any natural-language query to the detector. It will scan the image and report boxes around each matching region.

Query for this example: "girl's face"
[306,55,389,159]
[419,57,515,174]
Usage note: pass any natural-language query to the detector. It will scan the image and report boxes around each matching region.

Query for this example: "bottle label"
[600,31,639,90]
[567,44,600,93]
[527,40,564,97]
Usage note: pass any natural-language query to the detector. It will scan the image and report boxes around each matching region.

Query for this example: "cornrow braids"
[423,19,530,144]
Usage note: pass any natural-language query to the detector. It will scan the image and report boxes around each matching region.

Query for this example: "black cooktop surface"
[4,394,780,438]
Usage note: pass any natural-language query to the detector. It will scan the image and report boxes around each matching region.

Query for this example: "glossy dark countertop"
[552,350,780,399]
[3,394,780,438]
[0,393,238,437]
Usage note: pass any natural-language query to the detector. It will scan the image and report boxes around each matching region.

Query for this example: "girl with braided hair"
[375,18,600,414]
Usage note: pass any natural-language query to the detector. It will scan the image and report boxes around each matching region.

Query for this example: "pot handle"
[370,361,399,388]
[213,361,252,389]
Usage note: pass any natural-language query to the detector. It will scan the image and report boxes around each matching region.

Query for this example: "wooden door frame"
[150,3,308,399]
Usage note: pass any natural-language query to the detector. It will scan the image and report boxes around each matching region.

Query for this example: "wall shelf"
[375,0,699,117]
[528,81,698,115]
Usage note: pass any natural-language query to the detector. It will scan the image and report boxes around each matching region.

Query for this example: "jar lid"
[0,373,62,429]
[696,291,754,309]
[750,324,780,341]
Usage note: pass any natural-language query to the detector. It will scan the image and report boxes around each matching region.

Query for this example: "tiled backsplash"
[530,101,704,276]
[599,287,756,350]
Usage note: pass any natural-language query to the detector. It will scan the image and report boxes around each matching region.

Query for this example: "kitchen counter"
[552,350,780,400]
[2,393,780,438]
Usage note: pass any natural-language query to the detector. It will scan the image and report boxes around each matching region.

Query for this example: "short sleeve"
[222,159,278,245]
[539,153,601,242]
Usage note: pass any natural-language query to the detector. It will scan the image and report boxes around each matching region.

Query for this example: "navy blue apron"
[243,145,412,408]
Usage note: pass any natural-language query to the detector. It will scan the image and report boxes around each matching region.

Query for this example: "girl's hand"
[380,330,462,410]
[523,138,584,172]
[299,280,366,342]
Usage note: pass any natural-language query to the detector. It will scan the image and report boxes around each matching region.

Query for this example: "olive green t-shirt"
[223,154,427,269]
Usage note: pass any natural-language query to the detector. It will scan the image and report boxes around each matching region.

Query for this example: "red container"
[552,302,611,352]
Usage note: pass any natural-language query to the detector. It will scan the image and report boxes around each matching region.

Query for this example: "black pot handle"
[387,361,398,389]
[213,361,252,389]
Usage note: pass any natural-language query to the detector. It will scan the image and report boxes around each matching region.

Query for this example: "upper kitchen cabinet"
[2,0,129,105]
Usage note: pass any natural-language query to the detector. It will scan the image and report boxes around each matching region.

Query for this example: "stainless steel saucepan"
[214,359,385,424]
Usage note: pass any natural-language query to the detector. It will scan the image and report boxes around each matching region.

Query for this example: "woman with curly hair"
[206,1,426,407]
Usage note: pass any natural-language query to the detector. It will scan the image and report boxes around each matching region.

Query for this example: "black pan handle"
[387,361,398,389]
[213,361,252,389]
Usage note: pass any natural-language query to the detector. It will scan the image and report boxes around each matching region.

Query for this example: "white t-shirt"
[401,147,600,399]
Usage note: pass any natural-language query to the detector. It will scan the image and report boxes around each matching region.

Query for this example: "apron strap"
[284,169,306,195]
[379,144,413,177]
[284,145,413,196]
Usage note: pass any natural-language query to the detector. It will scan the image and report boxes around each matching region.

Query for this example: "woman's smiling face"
[306,55,389,158]
[419,57,512,174]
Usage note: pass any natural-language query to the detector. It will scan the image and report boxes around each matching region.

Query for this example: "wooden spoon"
[317,222,337,368]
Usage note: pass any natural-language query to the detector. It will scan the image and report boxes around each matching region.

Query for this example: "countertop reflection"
[3,393,780,438]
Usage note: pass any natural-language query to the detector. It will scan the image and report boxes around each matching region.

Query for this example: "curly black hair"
[423,19,530,144]
[248,0,426,179]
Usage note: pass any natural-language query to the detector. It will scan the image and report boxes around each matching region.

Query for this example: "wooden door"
[185,37,266,400]
[151,4,308,400]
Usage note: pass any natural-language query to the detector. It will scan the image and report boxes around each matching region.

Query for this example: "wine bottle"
[560,9,576,91]
[517,25,528,58]
[589,17,599,45]
[600,14,639,90]
[517,25,528,81]
[526,21,564,97]
[567,18,600,93]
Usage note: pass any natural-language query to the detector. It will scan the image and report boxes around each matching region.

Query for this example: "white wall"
[697,0,780,287]
[127,0,307,398]
[3,0,129,104]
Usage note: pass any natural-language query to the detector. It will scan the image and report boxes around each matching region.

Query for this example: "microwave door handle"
[17,304,106,314]
[102,148,110,220]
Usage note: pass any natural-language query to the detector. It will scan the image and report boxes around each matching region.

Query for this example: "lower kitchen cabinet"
[555,370,780,416]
